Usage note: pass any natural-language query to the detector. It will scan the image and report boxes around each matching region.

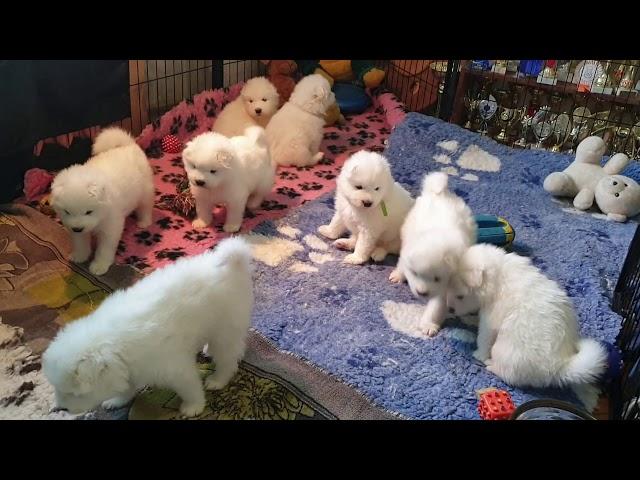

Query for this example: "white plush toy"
[543,136,640,222]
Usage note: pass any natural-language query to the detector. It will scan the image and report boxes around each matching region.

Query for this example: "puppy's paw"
[179,400,206,418]
[343,253,367,265]
[89,259,111,276]
[472,349,490,363]
[223,222,241,233]
[486,363,500,376]
[192,218,211,230]
[389,268,405,284]
[70,251,91,264]
[333,238,355,251]
[312,152,324,162]
[246,198,263,210]
[204,372,234,391]
[136,218,152,229]
[370,247,388,262]
[318,225,339,240]
[420,322,441,337]
[102,396,132,410]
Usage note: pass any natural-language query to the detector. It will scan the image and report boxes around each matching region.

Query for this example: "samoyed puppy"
[317,150,414,264]
[265,74,335,167]
[213,77,280,137]
[448,243,607,393]
[183,126,275,232]
[50,127,154,276]
[42,237,254,418]
[390,172,477,337]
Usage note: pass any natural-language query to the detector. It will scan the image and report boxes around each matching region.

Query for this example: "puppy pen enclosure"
[25,60,640,419]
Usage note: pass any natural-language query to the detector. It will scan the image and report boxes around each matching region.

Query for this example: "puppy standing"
[213,77,280,137]
[50,128,154,276]
[183,126,275,232]
[43,237,254,418]
[391,172,477,337]
[318,151,414,264]
[448,244,607,396]
[266,74,335,167]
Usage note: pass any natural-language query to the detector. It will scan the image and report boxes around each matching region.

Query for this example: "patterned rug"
[100,85,403,273]
[242,113,639,419]
[0,206,396,420]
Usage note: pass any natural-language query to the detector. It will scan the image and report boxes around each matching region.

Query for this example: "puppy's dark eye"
[624,183,628,187]
[249,99,253,103]
[261,98,267,102]
[434,276,440,283]
[85,210,93,215]
[355,185,363,190]
[374,187,380,191]
[456,295,464,300]
[64,210,70,215]
[210,170,217,174]
[615,193,620,197]
[613,181,618,186]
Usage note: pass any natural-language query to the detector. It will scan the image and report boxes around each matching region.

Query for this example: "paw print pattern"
[151,118,161,131]
[152,165,163,175]
[243,209,257,219]
[348,137,366,147]
[296,165,314,172]
[156,216,185,230]
[353,122,369,129]
[379,127,391,135]
[134,230,163,246]
[324,132,340,140]
[185,114,198,132]
[357,130,375,139]
[145,139,163,159]
[298,182,323,192]
[314,170,336,180]
[171,156,184,167]
[204,98,218,117]
[366,115,384,123]
[318,157,336,166]
[261,200,288,211]
[124,256,151,270]
[155,247,186,261]
[277,186,301,199]
[279,171,299,180]
[327,145,347,155]
[161,173,184,184]
[185,98,194,105]
[183,229,212,242]
[117,240,126,254]
[169,116,183,135]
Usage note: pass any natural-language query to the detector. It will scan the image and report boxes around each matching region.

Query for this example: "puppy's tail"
[92,127,137,155]
[212,236,253,272]
[421,172,449,195]
[243,126,267,149]
[560,338,607,386]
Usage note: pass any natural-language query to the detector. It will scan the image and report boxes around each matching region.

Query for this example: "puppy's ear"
[217,151,234,169]
[73,354,108,391]
[314,86,327,100]
[182,143,194,162]
[74,350,129,393]
[443,253,459,271]
[463,268,484,289]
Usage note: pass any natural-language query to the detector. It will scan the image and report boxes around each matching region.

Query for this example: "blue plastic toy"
[333,82,371,114]
[474,214,515,248]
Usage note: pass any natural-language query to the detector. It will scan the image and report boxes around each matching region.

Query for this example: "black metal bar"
[439,60,460,121]
[212,60,223,89]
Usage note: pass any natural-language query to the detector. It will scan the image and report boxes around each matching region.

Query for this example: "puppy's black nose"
[195,180,205,187]
[448,307,455,314]
[362,201,373,208]
[419,290,429,297]
[255,108,262,115]
[71,227,84,233]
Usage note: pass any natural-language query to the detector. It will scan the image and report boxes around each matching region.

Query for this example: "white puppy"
[213,77,280,137]
[50,127,154,276]
[318,150,414,264]
[183,126,275,232]
[449,243,607,391]
[266,74,335,167]
[391,172,477,337]
[42,237,254,418]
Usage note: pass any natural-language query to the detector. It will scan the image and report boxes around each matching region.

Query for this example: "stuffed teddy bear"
[261,60,297,105]
[297,60,385,89]
[543,136,640,221]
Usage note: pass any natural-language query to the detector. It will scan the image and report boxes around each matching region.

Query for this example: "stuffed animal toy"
[543,136,640,222]
[260,60,297,105]
[297,60,385,89]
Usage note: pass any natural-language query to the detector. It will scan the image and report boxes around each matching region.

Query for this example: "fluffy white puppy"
[213,77,280,137]
[390,172,477,337]
[265,74,335,167]
[50,127,154,276]
[42,237,254,418]
[318,150,414,264]
[449,243,607,391]
[183,126,275,232]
